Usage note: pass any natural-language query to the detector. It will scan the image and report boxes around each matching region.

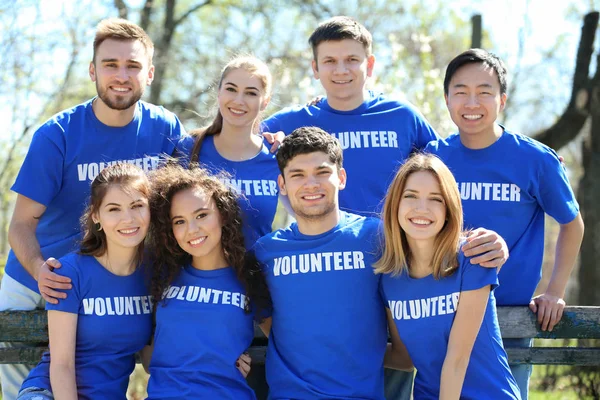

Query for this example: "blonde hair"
[189,54,273,163]
[374,153,463,279]
[93,18,154,63]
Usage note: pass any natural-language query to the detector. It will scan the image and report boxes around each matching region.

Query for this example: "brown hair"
[79,163,150,266]
[189,55,272,163]
[374,153,463,279]
[308,16,373,62]
[93,18,154,64]
[147,163,270,316]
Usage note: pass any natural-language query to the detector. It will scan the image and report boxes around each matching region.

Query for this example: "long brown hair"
[189,55,272,163]
[79,163,150,266]
[147,163,270,316]
[374,153,463,279]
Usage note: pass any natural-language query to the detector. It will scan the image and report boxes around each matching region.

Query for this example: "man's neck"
[326,90,368,112]
[459,124,504,150]
[296,209,341,236]
[92,98,137,127]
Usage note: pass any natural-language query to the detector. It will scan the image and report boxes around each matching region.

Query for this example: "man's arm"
[530,213,584,331]
[9,194,71,302]
[461,228,508,269]
[8,194,48,280]
[384,308,413,371]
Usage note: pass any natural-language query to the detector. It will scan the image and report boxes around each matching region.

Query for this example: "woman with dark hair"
[144,163,271,399]
[18,163,153,400]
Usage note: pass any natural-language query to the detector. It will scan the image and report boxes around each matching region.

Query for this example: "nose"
[122,208,135,222]
[334,61,348,74]
[114,66,129,82]
[415,198,429,212]
[304,174,319,189]
[465,94,479,108]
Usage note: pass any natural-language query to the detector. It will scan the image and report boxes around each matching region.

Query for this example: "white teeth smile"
[189,237,206,245]
[463,114,483,120]
[119,228,139,234]
[112,87,129,92]
[303,194,323,200]
[410,218,432,225]
[333,80,351,84]
[229,108,246,115]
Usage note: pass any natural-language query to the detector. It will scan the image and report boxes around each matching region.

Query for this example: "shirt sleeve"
[459,251,499,293]
[162,113,187,157]
[411,106,441,150]
[261,113,283,134]
[45,258,82,314]
[11,124,65,207]
[535,147,579,224]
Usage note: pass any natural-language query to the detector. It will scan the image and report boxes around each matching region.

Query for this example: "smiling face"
[217,68,268,132]
[279,151,346,227]
[92,185,150,252]
[397,171,447,246]
[312,39,375,111]
[89,38,154,111]
[445,62,507,142]
[170,186,227,270]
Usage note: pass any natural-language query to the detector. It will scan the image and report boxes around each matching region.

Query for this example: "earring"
[95,222,102,231]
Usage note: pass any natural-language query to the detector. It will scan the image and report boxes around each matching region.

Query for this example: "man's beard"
[293,200,337,222]
[96,81,144,110]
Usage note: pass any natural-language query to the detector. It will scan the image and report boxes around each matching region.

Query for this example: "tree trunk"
[577,51,600,306]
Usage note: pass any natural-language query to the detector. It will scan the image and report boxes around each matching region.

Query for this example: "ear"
[338,168,347,191]
[499,92,507,112]
[91,212,99,225]
[261,95,271,111]
[311,59,320,80]
[366,55,376,77]
[146,64,155,86]
[89,62,97,82]
[277,174,287,196]
[444,93,449,107]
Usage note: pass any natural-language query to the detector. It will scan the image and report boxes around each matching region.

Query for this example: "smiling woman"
[16,163,154,400]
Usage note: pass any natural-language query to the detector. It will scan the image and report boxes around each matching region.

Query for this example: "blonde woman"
[376,153,521,400]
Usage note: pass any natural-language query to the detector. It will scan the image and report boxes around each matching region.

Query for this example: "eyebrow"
[100,58,143,65]
[452,83,493,89]
[104,198,145,208]
[223,82,260,91]
[403,189,442,195]
[171,207,209,220]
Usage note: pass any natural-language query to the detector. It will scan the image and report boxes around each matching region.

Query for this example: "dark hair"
[147,163,270,318]
[276,126,343,174]
[444,48,508,95]
[189,55,272,164]
[93,18,154,64]
[79,163,150,266]
[308,16,373,62]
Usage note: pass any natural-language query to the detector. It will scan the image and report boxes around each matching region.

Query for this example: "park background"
[0,0,599,398]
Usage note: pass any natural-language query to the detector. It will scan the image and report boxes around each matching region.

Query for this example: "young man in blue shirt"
[262,17,508,399]
[0,18,185,399]
[426,48,584,399]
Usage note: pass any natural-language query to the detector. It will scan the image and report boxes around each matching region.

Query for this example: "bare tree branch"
[113,0,128,19]
[174,0,212,26]
[139,0,155,31]
[534,11,599,150]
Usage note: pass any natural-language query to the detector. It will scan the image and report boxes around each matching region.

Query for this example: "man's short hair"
[276,126,343,174]
[444,48,508,95]
[93,18,154,64]
[308,16,373,61]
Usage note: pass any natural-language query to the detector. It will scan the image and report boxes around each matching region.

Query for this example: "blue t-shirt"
[178,135,279,248]
[426,130,579,305]
[147,265,256,400]
[253,211,387,399]
[381,251,521,400]
[7,99,184,292]
[262,91,439,216]
[20,253,153,400]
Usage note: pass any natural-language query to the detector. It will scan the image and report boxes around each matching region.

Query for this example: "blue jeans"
[384,368,413,400]
[16,387,54,400]
[503,337,533,400]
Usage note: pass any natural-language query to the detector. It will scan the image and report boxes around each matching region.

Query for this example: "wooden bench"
[0,306,599,366]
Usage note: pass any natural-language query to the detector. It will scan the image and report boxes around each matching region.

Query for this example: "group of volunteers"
[0,13,583,400]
